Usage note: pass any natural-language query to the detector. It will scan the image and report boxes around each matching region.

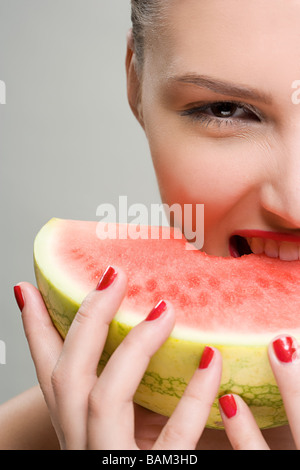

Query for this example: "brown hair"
[131,0,168,73]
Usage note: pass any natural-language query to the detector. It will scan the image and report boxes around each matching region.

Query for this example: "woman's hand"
[18,265,223,450]
[216,335,300,450]
[16,265,300,450]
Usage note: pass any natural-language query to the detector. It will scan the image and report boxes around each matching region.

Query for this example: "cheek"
[142,97,275,238]
[148,132,256,221]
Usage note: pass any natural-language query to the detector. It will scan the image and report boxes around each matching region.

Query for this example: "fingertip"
[96,265,118,291]
[145,299,168,321]
[18,282,56,336]
[268,334,300,367]
[76,265,128,321]
[219,393,238,419]
[95,264,128,294]
[14,283,25,313]
[218,393,270,450]
[198,346,222,374]
[144,299,176,334]
[14,282,44,314]
[198,346,215,369]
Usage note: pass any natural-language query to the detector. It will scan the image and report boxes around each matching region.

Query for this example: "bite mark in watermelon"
[33,218,300,429]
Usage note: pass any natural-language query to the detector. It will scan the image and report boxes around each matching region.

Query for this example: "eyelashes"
[180,101,262,129]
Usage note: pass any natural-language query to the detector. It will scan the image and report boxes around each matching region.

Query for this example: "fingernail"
[199,346,214,369]
[96,266,118,291]
[14,285,25,312]
[273,336,299,363]
[219,394,237,419]
[145,300,167,321]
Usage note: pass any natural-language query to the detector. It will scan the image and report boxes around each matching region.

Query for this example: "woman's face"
[127,0,300,260]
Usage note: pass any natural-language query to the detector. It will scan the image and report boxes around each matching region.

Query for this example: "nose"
[259,135,300,231]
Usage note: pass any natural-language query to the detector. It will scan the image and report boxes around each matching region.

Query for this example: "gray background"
[0,1,162,403]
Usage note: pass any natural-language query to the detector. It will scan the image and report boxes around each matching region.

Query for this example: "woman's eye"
[209,102,244,118]
[180,101,261,126]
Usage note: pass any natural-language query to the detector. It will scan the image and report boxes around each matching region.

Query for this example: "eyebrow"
[168,73,272,105]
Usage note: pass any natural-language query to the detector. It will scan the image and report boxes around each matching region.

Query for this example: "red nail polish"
[145,300,167,321]
[14,285,25,312]
[199,346,214,369]
[96,266,117,291]
[219,394,237,419]
[273,336,298,363]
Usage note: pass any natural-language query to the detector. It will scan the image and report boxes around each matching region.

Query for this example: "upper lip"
[231,230,300,244]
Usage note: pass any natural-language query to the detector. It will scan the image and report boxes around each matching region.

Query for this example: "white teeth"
[279,241,299,261]
[247,237,299,261]
[264,239,279,258]
[249,237,264,254]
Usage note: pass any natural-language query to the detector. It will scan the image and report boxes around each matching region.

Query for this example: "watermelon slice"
[33,218,300,429]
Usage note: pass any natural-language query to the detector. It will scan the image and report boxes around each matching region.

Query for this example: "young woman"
[8,0,300,449]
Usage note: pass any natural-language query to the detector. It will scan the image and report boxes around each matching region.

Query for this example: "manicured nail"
[14,285,25,312]
[199,346,214,369]
[273,336,299,363]
[96,266,117,291]
[145,300,167,321]
[219,394,237,419]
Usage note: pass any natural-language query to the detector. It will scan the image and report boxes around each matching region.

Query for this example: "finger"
[154,346,222,450]
[268,335,300,449]
[50,265,127,449]
[18,282,63,405]
[134,403,168,450]
[87,300,175,450]
[219,394,270,450]
[56,266,127,378]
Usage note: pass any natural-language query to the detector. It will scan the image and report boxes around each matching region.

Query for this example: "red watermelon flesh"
[50,219,300,338]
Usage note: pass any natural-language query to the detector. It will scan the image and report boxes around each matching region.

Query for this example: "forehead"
[144,0,300,93]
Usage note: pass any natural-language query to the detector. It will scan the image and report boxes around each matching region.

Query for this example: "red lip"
[232,230,300,244]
